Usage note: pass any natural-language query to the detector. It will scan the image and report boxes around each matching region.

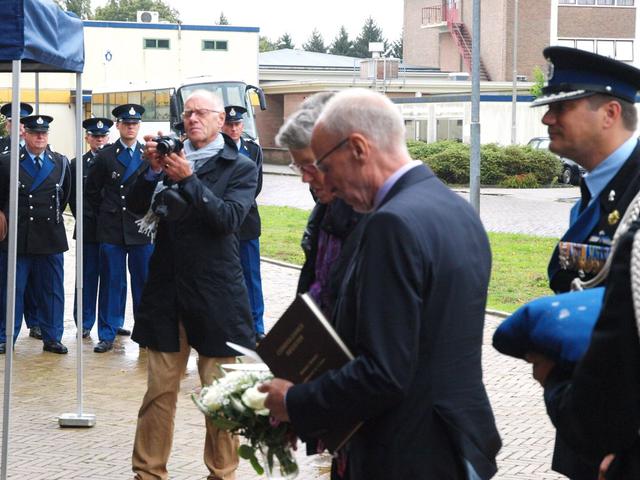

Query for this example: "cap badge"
[129,107,136,116]
[608,210,620,226]
[97,120,104,129]
[229,108,236,116]
[546,59,554,83]
[608,190,616,202]
[36,117,44,125]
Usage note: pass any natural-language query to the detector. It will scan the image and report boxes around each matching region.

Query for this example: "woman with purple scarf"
[276,92,364,320]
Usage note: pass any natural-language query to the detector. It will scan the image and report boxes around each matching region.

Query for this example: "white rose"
[200,387,222,411]
[241,385,268,411]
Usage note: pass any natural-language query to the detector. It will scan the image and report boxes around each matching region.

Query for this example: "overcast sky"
[90,0,405,47]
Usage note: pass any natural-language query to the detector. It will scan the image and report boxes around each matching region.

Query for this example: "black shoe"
[116,328,131,336]
[94,340,113,353]
[82,328,91,339]
[43,341,68,354]
[0,343,5,354]
[29,326,42,339]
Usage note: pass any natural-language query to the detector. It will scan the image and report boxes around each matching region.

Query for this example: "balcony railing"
[422,6,444,25]
[421,4,460,26]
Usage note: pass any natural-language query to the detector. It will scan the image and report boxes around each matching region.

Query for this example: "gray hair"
[275,91,335,149]
[184,89,225,112]
[316,89,406,153]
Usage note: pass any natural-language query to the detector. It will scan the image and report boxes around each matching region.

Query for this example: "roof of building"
[259,49,437,72]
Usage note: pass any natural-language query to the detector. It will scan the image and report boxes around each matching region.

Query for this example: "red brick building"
[403,0,638,82]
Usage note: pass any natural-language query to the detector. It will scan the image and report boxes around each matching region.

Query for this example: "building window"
[560,0,634,4]
[436,118,463,142]
[202,40,228,51]
[616,41,634,61]
[559,38,634,61]
[576,39,595,52]
[144,38,170,49]
[597,40,615,57]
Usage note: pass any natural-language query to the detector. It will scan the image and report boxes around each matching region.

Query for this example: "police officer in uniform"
[0,102,43,340]
[222,105,265,340]
[85,104,153,353]
[528,47,640,479]
[541,47,640,295]
[69,117,122,339]
[0,114,71,354]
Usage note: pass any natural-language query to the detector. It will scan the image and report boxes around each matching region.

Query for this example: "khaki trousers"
[132,322,238,480]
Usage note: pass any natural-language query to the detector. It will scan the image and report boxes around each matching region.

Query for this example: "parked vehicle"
[527,137,585,185]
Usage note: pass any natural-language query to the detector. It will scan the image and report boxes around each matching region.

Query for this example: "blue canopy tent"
[0,1,89,477]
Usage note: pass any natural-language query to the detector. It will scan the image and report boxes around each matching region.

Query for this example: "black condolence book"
[256,293,362,452]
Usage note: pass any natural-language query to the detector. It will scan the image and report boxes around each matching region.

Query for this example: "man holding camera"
[85,104,153,353]
[127,90,256,480]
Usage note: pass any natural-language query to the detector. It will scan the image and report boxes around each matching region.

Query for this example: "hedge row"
[407,140,562,187]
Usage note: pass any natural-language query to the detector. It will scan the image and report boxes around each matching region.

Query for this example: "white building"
[0,19,260,156]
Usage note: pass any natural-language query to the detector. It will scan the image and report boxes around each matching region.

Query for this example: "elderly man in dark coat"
[127,90,257,480]
[261,89,501,479]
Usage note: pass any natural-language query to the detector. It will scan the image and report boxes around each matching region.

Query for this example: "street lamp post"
[511,0,519,145]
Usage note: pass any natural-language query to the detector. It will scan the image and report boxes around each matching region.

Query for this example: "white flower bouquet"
[192,369,299,478]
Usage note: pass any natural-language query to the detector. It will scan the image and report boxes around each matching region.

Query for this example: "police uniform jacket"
[127,134,257,357]
[84,141,151,246]
[0,136,12,154]
[550,141,640,293]
[544,221,640,479]
[69,150,101,243]
[0,146,70,255]
[238,137,262,241]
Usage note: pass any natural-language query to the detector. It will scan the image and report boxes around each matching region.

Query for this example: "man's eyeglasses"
[288,161,319,176]
[313,138,349,173]
[181,108,220,119]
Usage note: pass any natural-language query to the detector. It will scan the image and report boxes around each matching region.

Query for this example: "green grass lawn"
[260,205,557,313]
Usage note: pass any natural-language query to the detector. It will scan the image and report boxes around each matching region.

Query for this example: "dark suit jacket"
[0,146,70,255]
[238,137,262,241]
[85,140,151,246]
[127,134,257,357]
[544,222,640,480]
[287,164,501,479]
[70,150,101,243]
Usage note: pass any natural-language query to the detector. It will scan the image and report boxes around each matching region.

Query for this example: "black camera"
[153,136,184,155]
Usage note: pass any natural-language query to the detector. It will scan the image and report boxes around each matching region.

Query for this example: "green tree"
[216,12,229,25]
[390,34,403,60]
[94,0,180,23]
[329,26,353,56]
[352,16,387,58]
[259,36,276,52]
[530,66,545,98]
[55,0,92,19]
[302,29,327,53]
[276,33,295,50]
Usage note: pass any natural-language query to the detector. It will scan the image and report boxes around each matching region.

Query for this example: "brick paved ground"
[0,256,564,479]
[0,188,572,479]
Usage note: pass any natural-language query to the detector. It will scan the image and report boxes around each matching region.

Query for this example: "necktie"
[34,156,41,172]
[579,179,591,213]
[127,147,133,158]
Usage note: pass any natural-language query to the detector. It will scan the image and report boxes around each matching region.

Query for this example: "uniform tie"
[33,156,41,172]
[579,179,591,214]
[127,147,133,158]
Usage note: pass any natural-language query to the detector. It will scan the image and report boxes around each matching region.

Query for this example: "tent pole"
[34,72,39,114]
[59,73,94,428]
[1,59,22,480]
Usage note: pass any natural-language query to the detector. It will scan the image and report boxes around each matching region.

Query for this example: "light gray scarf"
[136,134,226,241]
